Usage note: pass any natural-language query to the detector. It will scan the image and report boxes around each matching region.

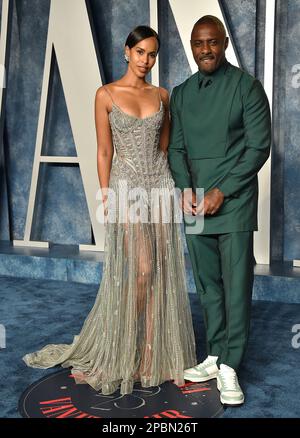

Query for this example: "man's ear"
[225,37,229,50]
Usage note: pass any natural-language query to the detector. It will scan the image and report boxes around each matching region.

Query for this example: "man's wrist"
[215,187,225,197]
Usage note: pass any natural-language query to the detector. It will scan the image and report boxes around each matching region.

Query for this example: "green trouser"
[185,231,254,371]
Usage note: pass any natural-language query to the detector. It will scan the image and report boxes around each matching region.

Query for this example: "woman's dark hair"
[125,25,160,52]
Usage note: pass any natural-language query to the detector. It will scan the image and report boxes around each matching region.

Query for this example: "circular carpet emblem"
[19,370,224,418]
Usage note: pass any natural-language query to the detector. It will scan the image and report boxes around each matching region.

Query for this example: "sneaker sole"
[220,396,244,406]
[217,380,244,406]
[183,372,219,383]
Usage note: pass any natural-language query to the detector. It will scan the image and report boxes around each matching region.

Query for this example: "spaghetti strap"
[103,85,115,104]
[157,87,162,105]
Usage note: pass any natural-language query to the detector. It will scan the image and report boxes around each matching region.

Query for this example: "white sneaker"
[184,356,219,382]
[217,364,244,406]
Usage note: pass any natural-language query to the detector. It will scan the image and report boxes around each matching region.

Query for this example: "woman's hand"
[180,189,197,215]
[100,190,109,223]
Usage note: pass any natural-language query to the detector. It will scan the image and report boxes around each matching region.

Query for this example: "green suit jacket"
[168,59,272,234]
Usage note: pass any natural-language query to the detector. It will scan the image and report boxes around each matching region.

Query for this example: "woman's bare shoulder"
[95,82,120,111]
[95,85,109,101]
[158,87,169,106]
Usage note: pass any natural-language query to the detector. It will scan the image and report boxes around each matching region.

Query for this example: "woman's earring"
[124,54,129,63]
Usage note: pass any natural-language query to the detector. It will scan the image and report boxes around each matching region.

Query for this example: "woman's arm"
[159,87,170,155]
[95,86,114,201]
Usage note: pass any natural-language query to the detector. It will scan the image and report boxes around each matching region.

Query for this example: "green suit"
[168,60,271,370]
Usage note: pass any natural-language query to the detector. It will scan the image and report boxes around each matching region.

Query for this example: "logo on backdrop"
[291,324,300,349]
[291,64,300,88]
[0,324,6,349]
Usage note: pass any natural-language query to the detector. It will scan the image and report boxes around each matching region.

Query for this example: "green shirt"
[168,59,271,234]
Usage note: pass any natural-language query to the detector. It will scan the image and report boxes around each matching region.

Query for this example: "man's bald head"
[192,15,227,39]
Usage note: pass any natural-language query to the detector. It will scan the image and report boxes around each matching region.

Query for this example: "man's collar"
[198,58,230,86]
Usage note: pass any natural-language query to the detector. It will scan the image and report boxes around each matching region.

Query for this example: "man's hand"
[196,188,224,216]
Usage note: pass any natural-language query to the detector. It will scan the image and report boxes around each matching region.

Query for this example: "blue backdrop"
[0,0,299,263]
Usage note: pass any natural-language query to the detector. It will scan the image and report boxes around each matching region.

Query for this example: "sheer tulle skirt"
[23,177,197,395]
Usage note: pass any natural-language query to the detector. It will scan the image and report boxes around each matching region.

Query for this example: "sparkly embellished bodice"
[108,101,173,190]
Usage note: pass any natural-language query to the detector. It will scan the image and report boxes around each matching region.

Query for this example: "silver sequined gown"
[22,98,197,395]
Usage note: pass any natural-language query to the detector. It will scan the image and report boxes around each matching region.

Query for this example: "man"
[168,15,271,406]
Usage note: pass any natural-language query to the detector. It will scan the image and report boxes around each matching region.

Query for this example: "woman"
[23,26,197,395]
